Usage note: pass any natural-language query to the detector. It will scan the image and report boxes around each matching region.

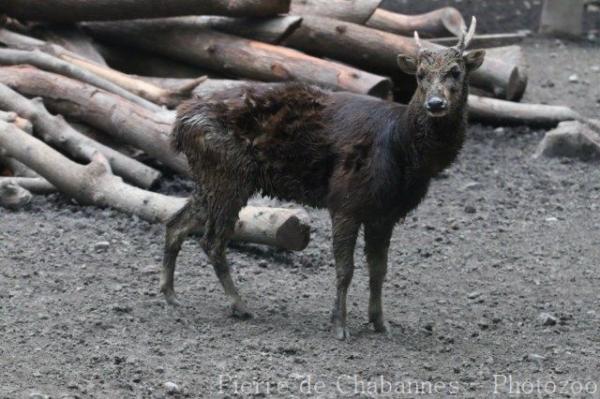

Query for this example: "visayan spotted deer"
[162,18,485,340]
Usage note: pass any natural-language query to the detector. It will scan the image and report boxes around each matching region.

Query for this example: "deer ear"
[397,54,418,75]
[464,50,486,72]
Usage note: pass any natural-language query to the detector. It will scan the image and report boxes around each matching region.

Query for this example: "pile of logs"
[0,0,592,250]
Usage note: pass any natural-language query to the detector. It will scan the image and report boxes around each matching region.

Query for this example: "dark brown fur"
[161,44,485,339]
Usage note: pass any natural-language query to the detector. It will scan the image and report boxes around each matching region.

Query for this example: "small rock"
[539,312,557,326]
[467,291,481,300]
[534,121,600,162]
[164,381,180,394]
[545,216,558,222]
[464,205,476,214]
[477,319,490,330]
[568,74,579,83]
[525,353,546,362]
[141,265,157,275]
[591,65,600,73]
[461,182,483,191]
[29,393,49,399]
[94,241,110,252]
[494,127,506,134]
[258,259,269,268]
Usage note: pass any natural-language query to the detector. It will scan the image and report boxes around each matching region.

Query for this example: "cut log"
[90,16,304,45]
[468,95,581,127]
[291,0,381,24]
[0,66,186,175]
[85,22,392,98]
[283,15,526,101]
[0,29,187,110]
[0,177,55,194]
[32,25,108,66]
[0,120,310,250]
[0,0,292,23]
[0,180,32,210]
[96,43,214,79]
[0,48,164,113]
[0,82,161,188]
[430,31,531,48]
[366,7,465,38]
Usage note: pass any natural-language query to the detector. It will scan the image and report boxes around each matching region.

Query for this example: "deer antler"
[413,30,423,53]
[456,16,477,52]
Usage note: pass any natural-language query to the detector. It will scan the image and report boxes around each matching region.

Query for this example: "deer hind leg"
[330,213,361,340]
[161,196,207,306]
[364,219,395,336]
[201,186,252,319]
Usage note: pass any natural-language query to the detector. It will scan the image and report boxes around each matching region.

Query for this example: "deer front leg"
[364,220,395,336]
[330,213,360,340]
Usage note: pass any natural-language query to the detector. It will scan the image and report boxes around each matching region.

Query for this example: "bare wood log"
[0,177,55,194]
[0,110,38,178]
[0,180,32,210]
[0,48,164,112]
[0,110,33,133]
[96,43,214,78]
[366,7,465,38]
[85,22,392,98]
[0,66,186,175]
[468,95,581,127]
[91,16,304,45]
[0,82,161,188]
[290,0,381,24]
[0,120,310,250]
[430,31,531,48]
[283,15,526,101]
[32,25,108,66]
[0,0,291,23]
[0,29,200,109]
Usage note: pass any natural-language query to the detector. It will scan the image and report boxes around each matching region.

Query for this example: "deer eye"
[448,67,461,79]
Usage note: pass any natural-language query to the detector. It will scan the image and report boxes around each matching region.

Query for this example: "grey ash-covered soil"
[2,11,600,399]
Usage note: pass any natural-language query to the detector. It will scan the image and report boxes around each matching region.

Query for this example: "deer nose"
[426,97,448,112]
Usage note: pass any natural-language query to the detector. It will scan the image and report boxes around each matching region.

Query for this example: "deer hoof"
[334,325,350,341]
[162,290,181,307]
[231,303,253,320]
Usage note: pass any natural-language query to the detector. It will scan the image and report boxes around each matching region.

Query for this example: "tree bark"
[290,0,381,24]
[0,0,292,23]
[468,95,581,127]
[0,82,161,188]
[84,21,392,98]
[365,7,465,38]
[0,66,187,175]
[283,15,526,101]
[0,120,310,250]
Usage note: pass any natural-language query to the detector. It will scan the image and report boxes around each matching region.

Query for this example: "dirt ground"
[2,6,600,399]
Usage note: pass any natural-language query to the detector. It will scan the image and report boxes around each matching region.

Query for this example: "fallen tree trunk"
[0,179,32,210]
[0,120,310,250]
[468,95,581,127]
[90,16,304,45]
[0,66,186,175]
[0,29,202,109]
[0,177,55,194]
[0,0,292,23]
[0,110,33,133]
[32,25,108,66]
[0,111,38,178]
[96,43,215,78]
[85,19,392,98]
[365,7,465,38]
[0,48,164,113]
[283,15,526,101]
[0,83,161,188]
[290,0,381,24]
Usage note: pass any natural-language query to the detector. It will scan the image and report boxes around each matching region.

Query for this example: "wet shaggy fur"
[163,41,482,339]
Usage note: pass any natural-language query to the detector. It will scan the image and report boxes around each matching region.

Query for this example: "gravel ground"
[2,9,600,399]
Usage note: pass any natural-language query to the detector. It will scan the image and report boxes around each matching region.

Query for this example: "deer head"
[397,17,486,118]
